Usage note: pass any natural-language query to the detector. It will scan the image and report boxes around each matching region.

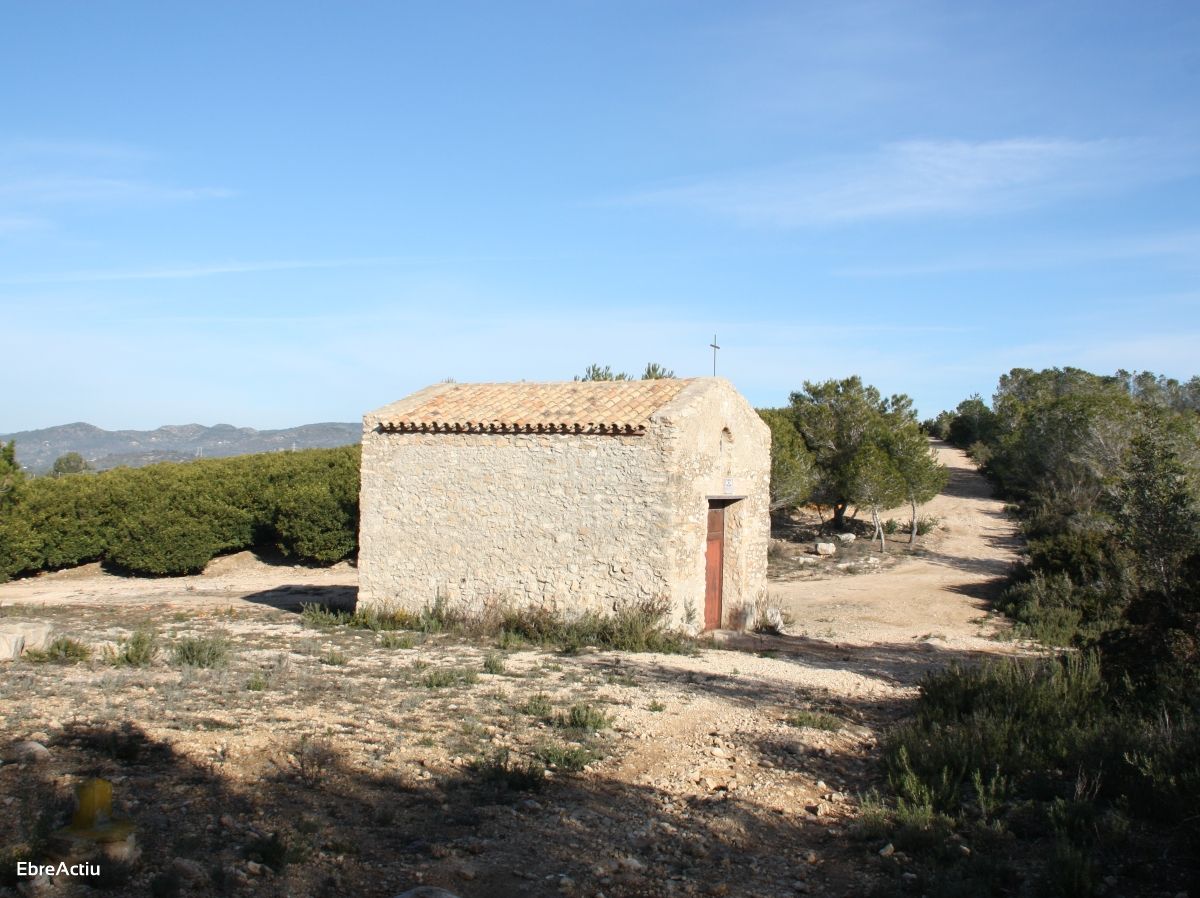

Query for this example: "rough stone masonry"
[357,378,770,631]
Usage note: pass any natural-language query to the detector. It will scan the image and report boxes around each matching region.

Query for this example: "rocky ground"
[0,444,1026,898]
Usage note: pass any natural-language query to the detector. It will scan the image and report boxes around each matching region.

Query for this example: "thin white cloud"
[0,216,49,235]
[0,139,150,163]
[0,176,233,206]
[837,229,1200,277]
[0,139,233,238]
[619,138,1189,227]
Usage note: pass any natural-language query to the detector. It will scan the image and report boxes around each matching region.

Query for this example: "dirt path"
[768,441,1021,655]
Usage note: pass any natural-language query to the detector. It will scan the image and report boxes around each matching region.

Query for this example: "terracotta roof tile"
[369,379,694,435]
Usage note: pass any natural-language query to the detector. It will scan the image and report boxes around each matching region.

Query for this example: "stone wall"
[653,379,772,626]
[358,429,676,617]
[357,378,771,631]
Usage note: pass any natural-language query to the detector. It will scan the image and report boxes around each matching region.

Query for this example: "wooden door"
[704,505,725,630]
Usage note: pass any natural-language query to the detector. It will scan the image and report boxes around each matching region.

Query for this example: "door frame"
[703,497,743,630]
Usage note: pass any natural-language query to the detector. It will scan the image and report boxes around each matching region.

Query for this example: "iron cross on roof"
[709,334,720,376]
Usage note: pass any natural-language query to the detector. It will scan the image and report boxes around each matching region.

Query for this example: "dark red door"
[705,505,725,630]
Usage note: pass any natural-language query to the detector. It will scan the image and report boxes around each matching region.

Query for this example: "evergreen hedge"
[0,445,360,579]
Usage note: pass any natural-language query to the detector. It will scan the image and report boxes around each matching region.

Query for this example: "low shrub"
[556,703,610,732]
[421,667,478,689]
[378,631,417,649]
[472,748,545,792]
[916,516,940,536]
[318,648,347,666]
[110,629,158,667]
[243,831,311,870]
[289,734,338,787]
[878,652,1200,892]
[25,636,92,664]
[171,634,230,669]
[520,692,552,717]
[534,742,598,772]
[784,709,842,731]
[301,595,694,655]
[299,603,350,628]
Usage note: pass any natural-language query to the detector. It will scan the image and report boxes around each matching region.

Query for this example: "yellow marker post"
[59,778,134,844]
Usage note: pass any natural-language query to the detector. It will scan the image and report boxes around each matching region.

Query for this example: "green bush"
[534,742,598,771]
[885,654,1107,812]
[520,692,552,717]
[471,748,545,792]
[107,507,223,576]
[420,667,478,688]
[493,597,693,654]
[556,703,610,732]
[274,481,356,564]
[171,635,230,668]
[0,446,360,582]
[784,709,843,731]
[111,629,158,667]
[25,636,92,664]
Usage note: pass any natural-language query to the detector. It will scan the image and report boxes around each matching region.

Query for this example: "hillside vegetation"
[872,368,1200,895]
[0,445,359,580]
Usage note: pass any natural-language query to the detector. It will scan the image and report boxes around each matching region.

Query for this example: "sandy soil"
[769,442,1022,653]
[0,443,1025,898]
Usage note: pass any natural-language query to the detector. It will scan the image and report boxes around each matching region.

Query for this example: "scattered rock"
[0,632,25,662]
[394,890,464,898]
[0,623,54,660]
[836,533,856,543]
[762,607,786,633]
[171,857,207,883]
[815,542,836,556]
[879,843,895,858]
[5,740,50,763]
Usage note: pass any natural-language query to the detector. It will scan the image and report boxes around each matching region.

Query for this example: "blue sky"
[3,1,1198,431]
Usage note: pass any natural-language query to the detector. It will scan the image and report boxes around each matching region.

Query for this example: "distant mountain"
[0,421,361,473]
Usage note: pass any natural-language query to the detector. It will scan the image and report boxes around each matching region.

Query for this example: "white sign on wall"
[723,478,734,495]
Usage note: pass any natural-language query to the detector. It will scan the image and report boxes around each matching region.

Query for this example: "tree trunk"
[909,498,918,545]
[832,501,847,530]
[876,509,886,552]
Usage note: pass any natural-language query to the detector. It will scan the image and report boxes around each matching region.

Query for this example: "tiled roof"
[369,379,694,435]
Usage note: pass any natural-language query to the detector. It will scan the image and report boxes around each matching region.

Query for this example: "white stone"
[0,623,54,661]
[836,533,856,543]
[5,741,49,763]
[815,542,836,556]
[0,633,24,662]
